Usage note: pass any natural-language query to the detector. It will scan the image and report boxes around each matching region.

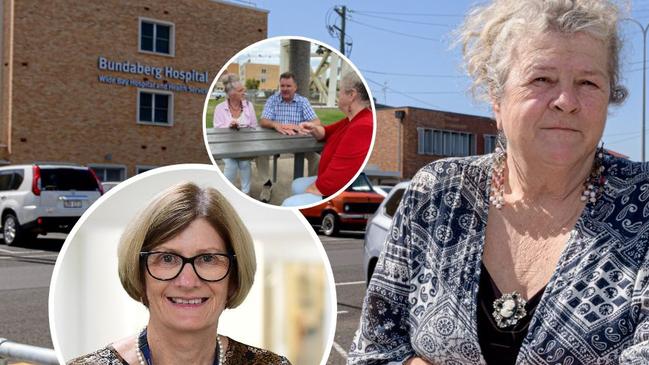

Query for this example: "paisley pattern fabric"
[67,336,291,364]
[348,154,649,365]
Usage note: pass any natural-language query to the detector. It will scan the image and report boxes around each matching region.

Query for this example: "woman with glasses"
[68,182,290,365]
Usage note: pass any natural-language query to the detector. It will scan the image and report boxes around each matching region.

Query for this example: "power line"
[325,6,352,56]
[360,69,463,79]
[348,18,440,41]
[347,10,463,17]
[365,77,441,108]
[606,134,642,145]
[350,10,452,27]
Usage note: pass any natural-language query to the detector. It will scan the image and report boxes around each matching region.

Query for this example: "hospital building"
[0,0,267,180]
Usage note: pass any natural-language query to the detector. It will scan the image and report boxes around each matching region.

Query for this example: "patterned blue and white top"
[349,154,649,365]
[261,92,317,125]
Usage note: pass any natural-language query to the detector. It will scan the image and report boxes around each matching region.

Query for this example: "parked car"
[211,90,226,99]
[0,164,103,245]
[373,184,394,197]
[101,181,121,193]
[363,180,410,284]
[300,173,384,236]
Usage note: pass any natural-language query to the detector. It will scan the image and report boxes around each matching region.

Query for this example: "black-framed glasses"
[140,251,236,282]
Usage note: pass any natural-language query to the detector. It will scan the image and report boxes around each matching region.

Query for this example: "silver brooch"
[492,291,527,328]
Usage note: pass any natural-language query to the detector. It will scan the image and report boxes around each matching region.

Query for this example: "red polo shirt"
[315,108,374,196]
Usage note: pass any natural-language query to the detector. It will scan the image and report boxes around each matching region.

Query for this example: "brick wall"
[367,108,400,175]
[4,0,267,177]
[370,107,497,180]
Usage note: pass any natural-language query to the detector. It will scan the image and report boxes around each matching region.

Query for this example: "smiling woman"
[67,182,290,365]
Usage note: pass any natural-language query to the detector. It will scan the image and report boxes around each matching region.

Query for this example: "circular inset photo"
[203,36,376,208]
[49,164,335,365]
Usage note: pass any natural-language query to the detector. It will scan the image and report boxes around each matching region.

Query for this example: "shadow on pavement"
[2,235,65,252]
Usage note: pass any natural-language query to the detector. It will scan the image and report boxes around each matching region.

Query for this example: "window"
[384,188,406,218]
[136,165,158,174]
[346,173,373,192]
[138,90,173,125]
[40,168,101,191]
[0,170,23,191]
[484,134,497,153]
[261,68,267,74]
[89,165,126,182]
[417,128,475,157]
[139,18,174,56]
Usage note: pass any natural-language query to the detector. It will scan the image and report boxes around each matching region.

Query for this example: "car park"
[0,164,103,245]
[300,173,384,236]
[363,180,410,284]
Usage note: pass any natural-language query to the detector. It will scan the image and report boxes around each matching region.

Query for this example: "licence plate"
[64,200,82,208]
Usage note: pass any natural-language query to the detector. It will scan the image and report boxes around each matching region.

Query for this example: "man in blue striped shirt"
[256,72,321,202]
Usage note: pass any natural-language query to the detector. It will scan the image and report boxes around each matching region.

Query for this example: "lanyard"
[138,328,220,365]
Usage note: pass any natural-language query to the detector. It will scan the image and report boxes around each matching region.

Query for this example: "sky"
[222,0,649,162]
[235,39,327,70]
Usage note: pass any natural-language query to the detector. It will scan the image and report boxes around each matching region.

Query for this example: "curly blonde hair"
[458,0,627,104]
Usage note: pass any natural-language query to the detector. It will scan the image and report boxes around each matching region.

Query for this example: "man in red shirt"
[281,71,374,207]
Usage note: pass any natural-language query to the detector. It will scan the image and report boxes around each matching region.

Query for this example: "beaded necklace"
[135,327,224,365]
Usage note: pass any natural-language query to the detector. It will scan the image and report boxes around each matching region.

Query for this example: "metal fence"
[0,338,58,365]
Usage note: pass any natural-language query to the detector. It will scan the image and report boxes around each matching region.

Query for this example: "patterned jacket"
[349,154,649,364]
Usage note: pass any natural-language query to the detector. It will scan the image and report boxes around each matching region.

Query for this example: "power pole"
[333,6,347,56]
[288,40,311,98]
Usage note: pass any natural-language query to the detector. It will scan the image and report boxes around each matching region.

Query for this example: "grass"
[204,99,344,128]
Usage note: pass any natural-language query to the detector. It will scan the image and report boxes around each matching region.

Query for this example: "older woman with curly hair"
[349,0,649,364]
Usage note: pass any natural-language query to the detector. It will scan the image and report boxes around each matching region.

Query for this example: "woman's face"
[229,84,246,102]
[145,218,232,333]
[493,31,610,167]
[337,85,354,114]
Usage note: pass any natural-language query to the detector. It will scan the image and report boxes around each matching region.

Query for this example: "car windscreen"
[40,168,99,191]
[346,174,374,192]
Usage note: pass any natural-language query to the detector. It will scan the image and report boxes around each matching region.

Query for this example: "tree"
[245,78,260,90]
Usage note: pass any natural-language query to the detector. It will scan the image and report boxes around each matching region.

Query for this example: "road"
[0,235,64,350]
[322,231,367,365]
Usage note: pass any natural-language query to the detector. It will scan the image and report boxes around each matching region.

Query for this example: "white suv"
[0,164,103,245]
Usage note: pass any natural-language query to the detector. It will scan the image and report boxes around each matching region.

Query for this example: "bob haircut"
[458,0,627,105]
[117,182,256,309]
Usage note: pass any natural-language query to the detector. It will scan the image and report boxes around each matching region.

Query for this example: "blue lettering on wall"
[97,56,209,84]
[98,74,209,95]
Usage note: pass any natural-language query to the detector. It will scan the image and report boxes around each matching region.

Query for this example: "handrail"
[0,338,58,365]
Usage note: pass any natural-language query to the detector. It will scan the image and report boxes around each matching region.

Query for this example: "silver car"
[363,181,410,285]
[0,164,103,245]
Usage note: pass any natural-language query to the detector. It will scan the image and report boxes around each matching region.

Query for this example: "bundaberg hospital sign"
[97,56,211,95]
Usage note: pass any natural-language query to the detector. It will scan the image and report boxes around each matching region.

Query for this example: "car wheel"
[3,213,21,246]
[321,212,339,236]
